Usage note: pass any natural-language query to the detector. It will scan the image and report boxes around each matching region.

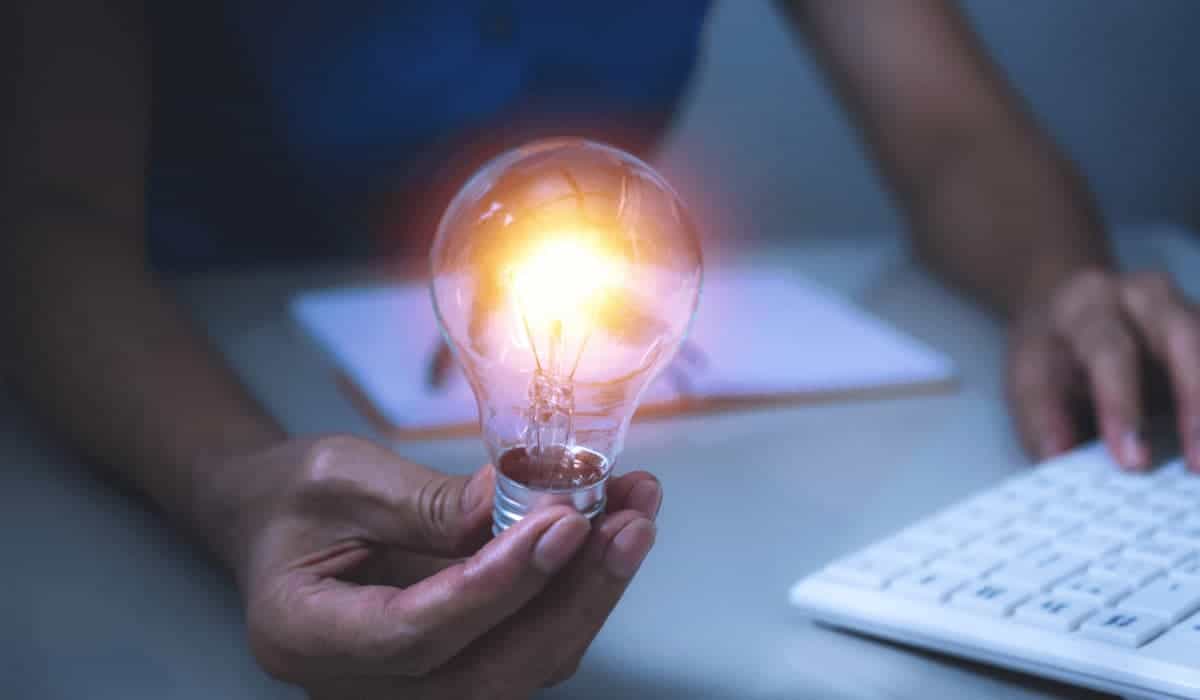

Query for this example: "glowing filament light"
[430,139,701,532]
[508,236,626,373]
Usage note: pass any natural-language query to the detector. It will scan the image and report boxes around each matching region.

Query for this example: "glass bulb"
[430,138,703,532]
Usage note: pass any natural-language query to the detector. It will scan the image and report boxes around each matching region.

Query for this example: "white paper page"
[290,270,955,430]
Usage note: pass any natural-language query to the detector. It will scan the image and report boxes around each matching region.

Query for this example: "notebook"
[290,269,956,439]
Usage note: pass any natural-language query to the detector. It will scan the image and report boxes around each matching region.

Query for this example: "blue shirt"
[147,1,712,271]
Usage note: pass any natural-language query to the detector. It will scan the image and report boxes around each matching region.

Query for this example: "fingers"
[1051,273,1149,469]
[606,470,663,518]
[259,506,591,680]
[435,476,662,697]
[1007,321,1078,460]
[1121,272,1200,470]
[542,474,662,685]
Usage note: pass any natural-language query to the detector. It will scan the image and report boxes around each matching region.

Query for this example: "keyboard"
[790,443,1200,699]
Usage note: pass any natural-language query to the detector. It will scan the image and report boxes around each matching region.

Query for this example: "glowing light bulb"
[430,139,703,532]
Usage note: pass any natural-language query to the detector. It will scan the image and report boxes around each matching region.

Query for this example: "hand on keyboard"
[1005,270,1200,472]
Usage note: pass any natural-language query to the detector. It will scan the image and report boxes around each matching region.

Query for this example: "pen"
[426,338,454,390]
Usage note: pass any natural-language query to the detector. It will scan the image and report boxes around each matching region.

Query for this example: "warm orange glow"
[507,235,626,367]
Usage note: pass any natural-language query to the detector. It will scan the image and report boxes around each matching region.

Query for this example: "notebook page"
[291,269,956,431]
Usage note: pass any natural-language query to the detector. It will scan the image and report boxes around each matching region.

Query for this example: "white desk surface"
[5,227,1198,699]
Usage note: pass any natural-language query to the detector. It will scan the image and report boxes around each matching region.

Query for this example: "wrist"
[183,426,291,582]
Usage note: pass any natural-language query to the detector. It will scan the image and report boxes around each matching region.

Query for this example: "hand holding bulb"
[226,437,660,700]
[226,139,692,699]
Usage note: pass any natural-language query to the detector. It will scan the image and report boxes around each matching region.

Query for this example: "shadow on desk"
[547,657,740,700]
[822,627,1115,700]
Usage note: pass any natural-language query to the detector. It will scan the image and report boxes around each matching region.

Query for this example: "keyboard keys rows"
[816,456,1200,652]
[989,550,1087,591]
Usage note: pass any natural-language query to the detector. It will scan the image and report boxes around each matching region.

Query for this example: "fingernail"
[628,480,662,520]
[461,466,491,513]
[1121,430,1148,471]
[532,514,590,575]
[605,518,656,580]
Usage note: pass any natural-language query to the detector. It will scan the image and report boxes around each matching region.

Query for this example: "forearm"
[780,0,1114,317]
[1,208,285,566]
[903,118,1113,317]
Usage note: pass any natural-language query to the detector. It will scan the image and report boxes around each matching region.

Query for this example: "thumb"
[309,438,495,556]
[404,462,495,556]
[381,462,495,557]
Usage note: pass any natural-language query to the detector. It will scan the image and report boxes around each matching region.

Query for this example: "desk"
[5,227,1198,698]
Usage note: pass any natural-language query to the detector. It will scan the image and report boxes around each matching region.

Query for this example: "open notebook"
[290,269,956,439]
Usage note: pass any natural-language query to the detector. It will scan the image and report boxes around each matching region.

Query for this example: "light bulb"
[430,139,703,532]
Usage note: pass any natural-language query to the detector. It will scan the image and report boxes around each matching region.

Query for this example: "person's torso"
[147,1,712,271]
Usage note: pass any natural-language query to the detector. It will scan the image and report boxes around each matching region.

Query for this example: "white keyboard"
[790,443,1200,699]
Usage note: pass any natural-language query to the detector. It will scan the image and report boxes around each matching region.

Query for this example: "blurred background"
[660,0,1200,245]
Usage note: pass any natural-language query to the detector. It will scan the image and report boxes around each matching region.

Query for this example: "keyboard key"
[1014,595,1096,632]
[1054,532,1123,558]
[1063,497,1117,518]
[1012,513,1083,538]
[1176,512,1200,531]
[1171,559,1200,580]
[968,530,1049,558]
[1123,541,1196,568]
[1134,491,1197,514]
[1022,473,1075,495]
[1150,524,1200,549]
[927,550,1004,579]
[1167,476,1200,500]
[973,485,1048,512]
[1039,503,1102,523]
[867,537,947,566]
[990,480,1059,507]
[1151,458,1188,480]
[1078,610,1167,647]
[1087,514,1158,541]
[1068,486,1128,510]
[989,550,1087,591]
[1123,497,1190,523]
[950,582,1031,616]
[1099,472,1161,496]
[1033,465,1094,489]
[1090,557,1164,587]
[1054,574,1132,606]
[1141,611,1200,668]
[902,520,984,549]
[888,570,968,603]
[1118,577,1200,623]
[941,502,1014,529]
[1042,445,1116,480]
[821,556,910,589]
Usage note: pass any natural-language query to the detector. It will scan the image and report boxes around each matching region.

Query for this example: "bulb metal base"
[492,474,607,534]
